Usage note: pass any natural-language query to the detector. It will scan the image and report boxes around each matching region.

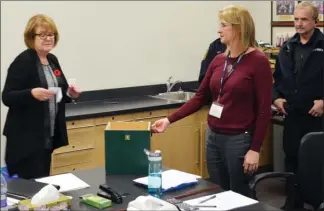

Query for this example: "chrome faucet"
[166,76,182,92]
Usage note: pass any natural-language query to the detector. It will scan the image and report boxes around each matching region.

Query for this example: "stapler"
[98,184,123,204]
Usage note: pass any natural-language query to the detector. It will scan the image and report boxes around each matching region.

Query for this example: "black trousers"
[8,149,53,179]
[206,127,253,197]
[283,114,322,174]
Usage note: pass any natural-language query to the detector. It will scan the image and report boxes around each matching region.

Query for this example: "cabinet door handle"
[68,125,95,129]
[196,128,201,165]
[54,146,94,154]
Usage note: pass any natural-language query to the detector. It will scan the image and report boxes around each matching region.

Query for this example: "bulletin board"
[270,0,324,46]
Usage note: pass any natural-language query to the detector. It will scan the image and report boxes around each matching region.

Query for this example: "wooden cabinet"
[258,124,273,167]
[52,105,273,177]
[152,108,203,175]
[51,119,97,175]
[162,124,201,175]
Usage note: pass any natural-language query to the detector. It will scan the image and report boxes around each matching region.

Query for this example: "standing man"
[273,1,324,174]
[198,38,226,84]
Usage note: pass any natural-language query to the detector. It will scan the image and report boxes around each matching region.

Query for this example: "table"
[10,167,281,211]
[66,167,280,211]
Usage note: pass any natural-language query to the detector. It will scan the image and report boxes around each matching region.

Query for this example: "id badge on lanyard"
[209,49,247,119]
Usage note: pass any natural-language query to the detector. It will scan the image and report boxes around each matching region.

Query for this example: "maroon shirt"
[168,50,273,152]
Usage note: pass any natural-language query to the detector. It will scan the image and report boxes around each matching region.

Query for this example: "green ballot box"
[105,121,151,175]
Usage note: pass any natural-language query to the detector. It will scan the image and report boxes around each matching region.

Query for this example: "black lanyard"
[217,48,248,102]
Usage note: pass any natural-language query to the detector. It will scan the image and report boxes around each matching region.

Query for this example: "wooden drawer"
[53,142,94,154]
[133,109,168,120]
[51,162,95,175]
[95,114,134,126]
[66,119,95,129]
[67,127,95,145]
[52,145,94,168]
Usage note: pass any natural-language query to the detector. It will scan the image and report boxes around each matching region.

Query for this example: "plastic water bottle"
[148,150,162,198]
[0,169,8,210]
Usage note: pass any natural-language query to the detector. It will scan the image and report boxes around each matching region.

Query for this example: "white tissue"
[31,184,60,206]
[127,195,178,211]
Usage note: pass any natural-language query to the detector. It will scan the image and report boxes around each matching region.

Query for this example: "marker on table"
[195,205,217,208]
[198,195,216,204]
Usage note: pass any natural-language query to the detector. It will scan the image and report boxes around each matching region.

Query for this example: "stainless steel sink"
[149,91,196,102]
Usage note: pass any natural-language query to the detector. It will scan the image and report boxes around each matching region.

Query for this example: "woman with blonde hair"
[2,14,81,179]
[152,5,273,196]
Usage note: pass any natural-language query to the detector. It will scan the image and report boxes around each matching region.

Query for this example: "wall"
[0,1,271,166]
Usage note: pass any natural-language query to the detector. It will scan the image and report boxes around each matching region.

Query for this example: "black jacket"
[273,28,324,115]
[198,38,226,83]
[2,48,71,167]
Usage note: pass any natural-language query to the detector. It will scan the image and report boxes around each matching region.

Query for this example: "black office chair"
[249,131,324,211]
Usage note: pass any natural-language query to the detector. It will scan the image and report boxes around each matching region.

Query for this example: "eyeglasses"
[35,33,56,40]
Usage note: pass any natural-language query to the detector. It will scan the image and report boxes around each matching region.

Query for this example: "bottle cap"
[149,150,162,157]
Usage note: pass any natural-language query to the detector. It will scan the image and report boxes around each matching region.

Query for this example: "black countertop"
[65,94,284,124]
[65,95,185,121]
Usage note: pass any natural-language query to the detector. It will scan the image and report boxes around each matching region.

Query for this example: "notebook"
[133,169,200,192]
[35,173,90,192]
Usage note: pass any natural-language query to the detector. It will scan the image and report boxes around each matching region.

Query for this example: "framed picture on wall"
[271,1,324,26]
[304,1,324,21]
[271,1,300,21]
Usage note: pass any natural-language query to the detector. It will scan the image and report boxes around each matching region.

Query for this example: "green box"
[18,194,71,211]
[105,121,151,175]
[80,194,112,209]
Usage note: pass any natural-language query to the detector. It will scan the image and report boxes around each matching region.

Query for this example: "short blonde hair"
[24,14,59,49]
[218,5,256,50]
[296,1,319,21]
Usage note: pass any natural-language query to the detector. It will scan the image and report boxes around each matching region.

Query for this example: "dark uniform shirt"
[291,31,317,81]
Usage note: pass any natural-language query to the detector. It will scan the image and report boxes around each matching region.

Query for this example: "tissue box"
[18,194,71,211]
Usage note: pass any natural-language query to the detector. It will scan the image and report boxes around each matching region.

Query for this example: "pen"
[198,195,216,204]
[7,192,27,200]
[195,205,217,208]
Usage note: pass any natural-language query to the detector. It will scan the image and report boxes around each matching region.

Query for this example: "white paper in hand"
[31,184,60,206]
[67,78,76,86]
[48,87,62,103]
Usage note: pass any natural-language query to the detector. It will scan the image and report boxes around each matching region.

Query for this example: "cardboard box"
[105,121,151,175]
[17,194,71,211]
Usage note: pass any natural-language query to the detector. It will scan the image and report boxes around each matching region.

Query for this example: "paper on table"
[184,191,258,210]
[133,169,200,191]
[35,173,90,193]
